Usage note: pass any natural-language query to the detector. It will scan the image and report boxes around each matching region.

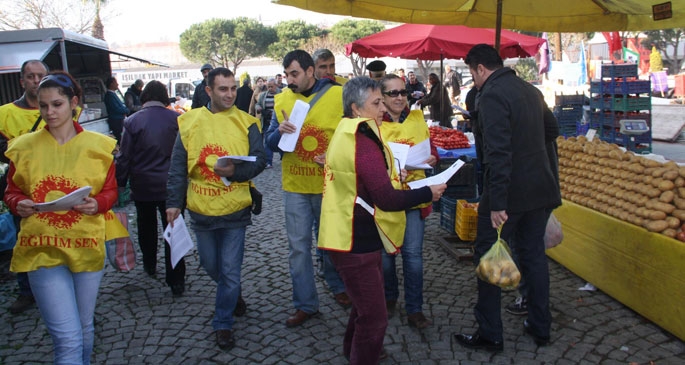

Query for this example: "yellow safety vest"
[6,129,116,273]
[178,107,255,216]
[274,85,343,193]
[104,210,129,240]
[380,109,432,209]
[0,103,82,139]
[318,117,406,254]
[335,75,348,85]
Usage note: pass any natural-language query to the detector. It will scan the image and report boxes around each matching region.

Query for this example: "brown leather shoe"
[9,295,35,314]
[285,310,319,327]
[215,329,235,350]
[407,312,432,329]
[334,292,352,308]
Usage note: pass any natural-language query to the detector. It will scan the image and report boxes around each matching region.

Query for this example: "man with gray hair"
[254,78,281,168]
[312,48,347,85]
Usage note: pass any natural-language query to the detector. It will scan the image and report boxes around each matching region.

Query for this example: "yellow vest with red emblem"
[5,129,116,273]
[318,117,406,254]
[274,85,342,193]
[178,106,255,216]
[0,103,82,139]
[380,109,431,209]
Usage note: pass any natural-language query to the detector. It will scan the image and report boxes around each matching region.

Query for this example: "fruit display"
[429,126,471,149]
[558,135,685,241]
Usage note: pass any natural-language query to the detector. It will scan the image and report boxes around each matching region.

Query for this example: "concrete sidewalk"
[1,158,684,364]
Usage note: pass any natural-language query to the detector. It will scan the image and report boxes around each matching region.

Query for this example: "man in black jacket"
[191,63,213,109]
[124,79,144,114]
[455,44,561,352]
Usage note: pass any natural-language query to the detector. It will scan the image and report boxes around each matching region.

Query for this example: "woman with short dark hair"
[115,80,186,296]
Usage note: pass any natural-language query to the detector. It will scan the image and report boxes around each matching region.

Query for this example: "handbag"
[105,211,136,272]
[0,213,17,252]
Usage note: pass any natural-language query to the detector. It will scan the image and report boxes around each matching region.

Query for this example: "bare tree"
[0,0,101,35]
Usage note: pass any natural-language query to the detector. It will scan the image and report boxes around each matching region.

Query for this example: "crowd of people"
[1,43,560,364]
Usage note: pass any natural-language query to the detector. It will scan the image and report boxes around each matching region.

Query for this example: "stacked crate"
[589,64,652,153]
[554,94,586,137]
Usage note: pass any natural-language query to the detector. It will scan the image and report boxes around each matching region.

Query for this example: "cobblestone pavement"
[1,158,684,364]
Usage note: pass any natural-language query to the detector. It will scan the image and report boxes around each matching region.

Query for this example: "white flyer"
[387,142,409,175]
[216,156,257,186]
[407,159,465,189]
[405,139,432,170]
[163,215,194,269]
[277,100,310,152]
[33,186,92,212]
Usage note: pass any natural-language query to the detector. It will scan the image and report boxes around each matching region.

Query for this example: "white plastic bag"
[544,213,563,249]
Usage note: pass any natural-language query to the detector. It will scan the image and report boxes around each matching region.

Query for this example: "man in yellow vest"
[165,67,266,350]
[312,48,348,86]
[310,48,351,307]
[264,50,345,327]
[0,59,49,314]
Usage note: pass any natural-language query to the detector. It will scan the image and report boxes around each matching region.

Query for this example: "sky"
[104,0,354,45]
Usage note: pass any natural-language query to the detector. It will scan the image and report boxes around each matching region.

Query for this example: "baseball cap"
[200,63,213,71]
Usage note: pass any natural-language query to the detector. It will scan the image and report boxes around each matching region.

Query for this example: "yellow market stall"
[549,136,685,341]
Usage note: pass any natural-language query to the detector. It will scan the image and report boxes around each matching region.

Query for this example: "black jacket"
[476,67,561,214]
[235,84,254,113]
[191,80,211,109]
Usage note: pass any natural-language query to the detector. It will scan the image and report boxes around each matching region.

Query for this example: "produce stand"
[547,200,685,341]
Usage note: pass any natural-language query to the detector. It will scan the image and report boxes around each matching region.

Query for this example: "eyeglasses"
[382,89,408,97]
[39,74,74,89]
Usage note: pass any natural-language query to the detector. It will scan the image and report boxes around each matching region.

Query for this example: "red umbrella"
[345,24,545,61]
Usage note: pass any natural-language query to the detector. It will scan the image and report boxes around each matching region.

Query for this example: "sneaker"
[265,163,273,169]
[9,295,35,314]
[505,296,528,316]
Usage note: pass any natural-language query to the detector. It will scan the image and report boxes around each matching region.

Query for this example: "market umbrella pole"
[495,0,503,52]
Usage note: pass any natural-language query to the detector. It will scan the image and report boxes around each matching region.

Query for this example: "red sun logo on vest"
[296,125,329,162]
[393,138,414,147]
[198,143,229,183]
[33,176,84,229]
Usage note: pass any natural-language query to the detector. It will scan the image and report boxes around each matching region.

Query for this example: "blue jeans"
[322,250,346,294]
[195,227,246,330]
[28,266,103,365]
[284,192,320,313]
[382,209,425,314]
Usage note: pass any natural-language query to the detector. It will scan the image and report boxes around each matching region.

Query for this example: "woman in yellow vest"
[378,73,441,329]
[318,77,446,364]
[3,71,118,364]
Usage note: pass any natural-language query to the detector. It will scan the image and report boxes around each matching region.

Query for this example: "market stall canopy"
[273,0,684,32]
[346,24,545,60]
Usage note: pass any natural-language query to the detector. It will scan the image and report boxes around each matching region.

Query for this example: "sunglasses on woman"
[382,89,408,97]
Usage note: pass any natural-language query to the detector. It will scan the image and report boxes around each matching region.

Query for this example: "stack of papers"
[34,186,92,212]
[216,156,257,186]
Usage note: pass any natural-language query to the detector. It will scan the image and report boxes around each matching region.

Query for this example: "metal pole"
[495,0,503,52]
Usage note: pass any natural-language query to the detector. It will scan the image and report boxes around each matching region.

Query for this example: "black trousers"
[134,200,185,287]
[472,205,551,342]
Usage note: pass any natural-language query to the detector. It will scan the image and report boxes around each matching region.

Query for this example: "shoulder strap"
[308,83,333,109]
[31,116,42,132]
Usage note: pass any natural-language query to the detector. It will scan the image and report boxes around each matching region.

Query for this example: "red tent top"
[346,24,545,61]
